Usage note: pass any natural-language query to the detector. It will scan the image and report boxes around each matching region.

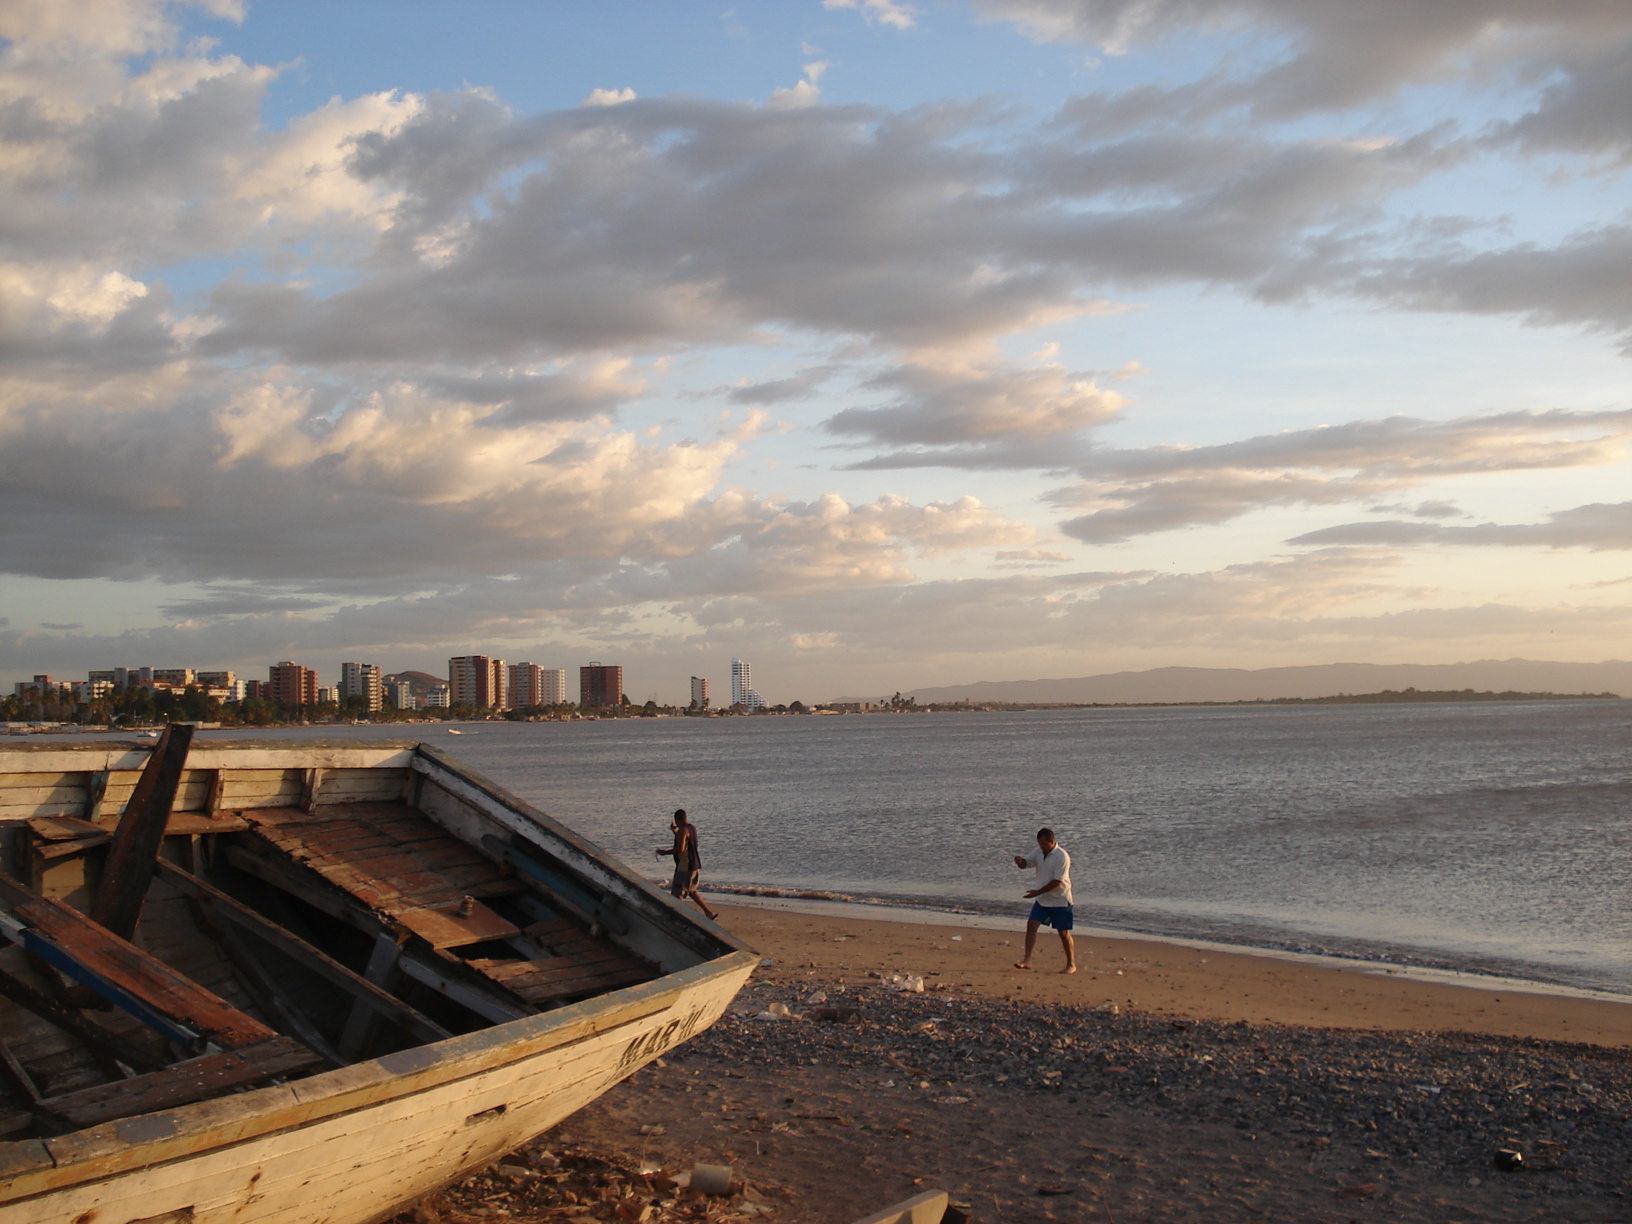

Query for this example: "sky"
[2,0,1629,705]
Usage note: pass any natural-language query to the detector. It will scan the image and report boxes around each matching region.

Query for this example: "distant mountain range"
[897,659,1631,705]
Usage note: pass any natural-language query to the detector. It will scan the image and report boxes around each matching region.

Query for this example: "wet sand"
[714,901,1632,1047]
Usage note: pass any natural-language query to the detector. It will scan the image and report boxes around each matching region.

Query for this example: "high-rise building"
[579,662,623,709]
[268,661,319,707]
[195,670,236,688]
[448,655,506,709]
[151,667,194,686]
[508,662,545,708]
[340,661,384,712]
[690,676,710,709]
[730,658,765,710]
[385,679,414,710]
[541,668,567,705]
[425,684,450,708]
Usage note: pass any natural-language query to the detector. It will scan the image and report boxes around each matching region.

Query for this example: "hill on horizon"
[886,659,1632,706]
[385,669,446,697]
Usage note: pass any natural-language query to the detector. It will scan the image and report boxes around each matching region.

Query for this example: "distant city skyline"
[3,2,1627,698]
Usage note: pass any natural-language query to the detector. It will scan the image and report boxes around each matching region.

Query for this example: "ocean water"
[199,701,1632,995]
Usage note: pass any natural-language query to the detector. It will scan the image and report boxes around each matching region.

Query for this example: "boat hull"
[0,951,754,1224]
[0,738,757,1224]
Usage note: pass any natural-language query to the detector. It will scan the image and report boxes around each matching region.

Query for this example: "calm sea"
[196,701,1631,996]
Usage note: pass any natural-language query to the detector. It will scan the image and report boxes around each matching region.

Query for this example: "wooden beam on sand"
[90,722,194,940]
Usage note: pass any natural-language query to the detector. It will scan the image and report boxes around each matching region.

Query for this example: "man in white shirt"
[1013,827,1076,973]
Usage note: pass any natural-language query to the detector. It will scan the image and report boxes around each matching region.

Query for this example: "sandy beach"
[713,900,1632,1047]
[397,902,1631,1224]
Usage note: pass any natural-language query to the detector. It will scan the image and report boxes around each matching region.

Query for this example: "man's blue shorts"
[1028,901,1074,931]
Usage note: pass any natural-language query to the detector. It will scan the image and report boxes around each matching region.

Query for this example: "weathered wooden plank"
[0,773,85,793]
[392,903,519,951]
[337,933,404,1060]
[849,1189,951,1224]
[91,723,194,940]
[1,882,275,1050]
[25,816,104,843]
[209,923,347,1069]
[35,835,109,862]
[475,944,633,982]
[0,1034,42,1103]
[41,1036,323,1130]
[511,964,655,1005]
[0,786,87,810]
[153,861,451,1048]
[0,964,166,1073]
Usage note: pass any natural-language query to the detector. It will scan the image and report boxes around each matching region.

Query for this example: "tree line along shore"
[2,685,1620,730]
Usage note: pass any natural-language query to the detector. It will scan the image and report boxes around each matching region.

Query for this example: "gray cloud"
[1288,501,1632,551]
[979,1,1632,120]
[1053,409,1632,543]
[1365,500,1462,519]
[824,360,1124,448]
[724,366,841,405]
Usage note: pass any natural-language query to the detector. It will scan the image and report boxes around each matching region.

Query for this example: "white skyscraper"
[339,661,383,712]
[730,658,764,710]
[541,668,568,705]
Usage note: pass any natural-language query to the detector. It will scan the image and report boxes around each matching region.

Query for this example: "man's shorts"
[671,868,701,898]
[1028,901,1074,931]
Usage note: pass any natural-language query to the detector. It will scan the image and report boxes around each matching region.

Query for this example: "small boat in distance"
[0,733,755,1224]
[447,727,464,734]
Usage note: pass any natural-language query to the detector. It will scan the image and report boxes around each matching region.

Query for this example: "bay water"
[202,699,1632,996]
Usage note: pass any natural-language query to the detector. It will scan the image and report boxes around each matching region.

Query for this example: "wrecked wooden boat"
[0,731,757,1224]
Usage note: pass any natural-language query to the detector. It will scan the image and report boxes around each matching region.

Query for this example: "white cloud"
[582,87,637,107]
[769,61,830,110]
[824,0,917,32]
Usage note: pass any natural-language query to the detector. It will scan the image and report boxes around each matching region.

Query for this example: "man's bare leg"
[1015,918,1041,968]
[689,891,719,921]
[1058,930,1077,973]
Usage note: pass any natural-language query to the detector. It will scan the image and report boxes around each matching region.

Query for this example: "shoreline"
[396,899,1632,1223]
[709,900,1632,1048]
[710,891,1632,1006]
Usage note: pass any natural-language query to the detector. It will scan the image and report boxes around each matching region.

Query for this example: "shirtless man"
[1014,827,1076,973]
[657,808,718,920]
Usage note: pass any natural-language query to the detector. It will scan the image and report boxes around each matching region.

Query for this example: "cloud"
[158,590,338,618]
[722,365,840,405]
[770,61,830,110]
[977,1,1632,119]
[1365,500,1462,519]
[824,0,918,32]
[1052,409,1632,543]
[1347,224,1632,348]
[993,549,1074,568]
[1289,501,1632,552]
[582,87,637,107]
[825,358,1125,449]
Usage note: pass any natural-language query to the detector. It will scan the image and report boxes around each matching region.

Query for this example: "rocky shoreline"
[399,966,1631,1223]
